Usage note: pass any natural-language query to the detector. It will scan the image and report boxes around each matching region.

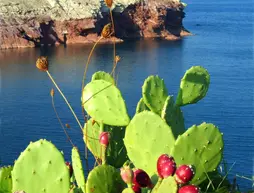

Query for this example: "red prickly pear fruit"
[133,169,153,188]
[99,132,110,146]
[132,184,141,193]
[178,185,200,193]
[120,165,133,185]
[157,154,176,178]
[157,154,175,167]
[175,165,195,184]
[157,161,176,178]
[65,162,73,177]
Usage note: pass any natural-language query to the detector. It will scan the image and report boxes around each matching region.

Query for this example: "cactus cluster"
[2,63,227,193]
[124,66,222,187]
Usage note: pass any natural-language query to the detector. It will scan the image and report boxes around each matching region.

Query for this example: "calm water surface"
[0,0,253,190]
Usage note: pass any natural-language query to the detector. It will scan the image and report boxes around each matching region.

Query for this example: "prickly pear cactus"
[0,166,12,193]
[156,176,177,193]
[82,80,130,126]
[176,66,210,106]
[91,71,115,85]
[124,111,175,176]
[161,96,185,139]
[72,147,86,193]
[83,119,128,168]
[86,165,125,193]
[12,139,70,193]
[122,188,135,193]
[142,76,168,115]
[171,123,224,185]
[136,98,150,114]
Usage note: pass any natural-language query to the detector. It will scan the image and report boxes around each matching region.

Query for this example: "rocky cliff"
[0,0,191,49]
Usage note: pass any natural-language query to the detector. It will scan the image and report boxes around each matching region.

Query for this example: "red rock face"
[0,1,191,49]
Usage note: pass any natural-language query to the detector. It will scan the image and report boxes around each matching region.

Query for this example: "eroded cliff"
[0,0,191,49]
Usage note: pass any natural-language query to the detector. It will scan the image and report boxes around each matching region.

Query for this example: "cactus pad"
[72,147,86,193]
[142,76,168,114]
[124,111,175,176]
[161,96,185,139]
[156,176,177,193]
[0,166,12,193]
[12,139,70,193]
[171,123,224,185]
[136,98,150,114]
[91,71,115,85]
[83,119,128,168]
[86,165,125,193]
[122,188,135,193]
[176,66,210,106]
[82,80,130,126]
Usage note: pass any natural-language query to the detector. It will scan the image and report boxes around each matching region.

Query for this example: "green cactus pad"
[136,98,150,114]
[82,80,130,126]
[83,119,100,158]
[122,188,135,193]
[156,176,177,193]
[86,165,125,193]
[0,166,12,193]
[83,119,128,168]
[142,76,168,114]
[91,71,115,85]
[171,123,224,185]
[12,139,70,193]
[161,96,185,139]
[124,111,175,176]
[176,66,210,106]
[72,147,86,193]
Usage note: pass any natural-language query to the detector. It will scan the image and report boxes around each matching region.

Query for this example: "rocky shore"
[0,0,191,49]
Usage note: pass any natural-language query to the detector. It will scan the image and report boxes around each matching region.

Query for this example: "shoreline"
[0,29,193,50]
[0,1,191,50]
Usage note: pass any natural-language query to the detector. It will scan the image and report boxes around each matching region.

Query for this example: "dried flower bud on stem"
[36,56,48,71]
[50,88,55,97]
[115,55,121,63]
[101,23,113,38]
[104,0,113,8]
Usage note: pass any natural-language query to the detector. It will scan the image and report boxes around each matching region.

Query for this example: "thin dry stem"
[46,71,84,132]
[111,56,120,76]
[82,84,113,106]
[51,94,75,147]
[110,9,116,80]
[81,36,104,96]
[47,71,99,143]
[81,36,104,124]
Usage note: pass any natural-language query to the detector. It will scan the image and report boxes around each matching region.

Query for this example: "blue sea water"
[0,0,253,190]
